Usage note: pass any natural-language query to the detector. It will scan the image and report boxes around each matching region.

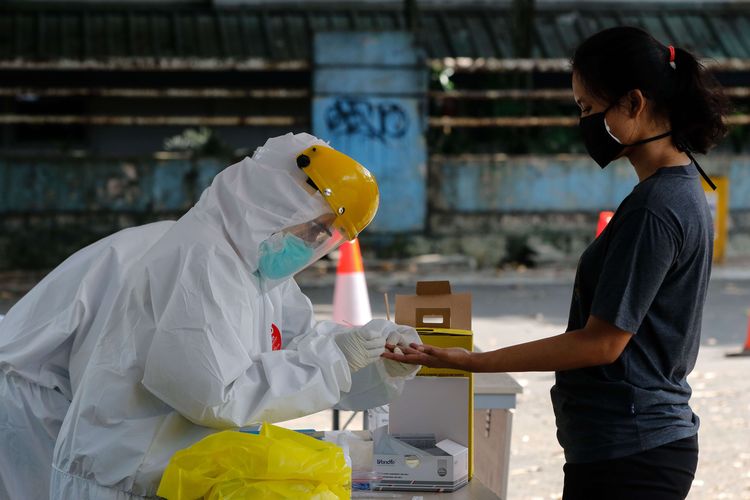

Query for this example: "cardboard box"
[375,281,474,491]
[412,327,473,377]
[395,280,472,377]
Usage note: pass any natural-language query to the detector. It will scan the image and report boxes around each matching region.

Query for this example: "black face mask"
[579,103,672,169]
[579,101,718,190]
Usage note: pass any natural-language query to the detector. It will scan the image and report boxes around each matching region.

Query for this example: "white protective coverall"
[0,133,417,500]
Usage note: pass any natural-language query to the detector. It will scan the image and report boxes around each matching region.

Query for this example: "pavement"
[1,262,749,499]
[299,262,750,500]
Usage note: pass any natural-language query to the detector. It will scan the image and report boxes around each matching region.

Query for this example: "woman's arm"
[382,315,633,373]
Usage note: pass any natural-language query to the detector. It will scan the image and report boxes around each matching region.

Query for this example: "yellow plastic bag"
[157,423,351,500]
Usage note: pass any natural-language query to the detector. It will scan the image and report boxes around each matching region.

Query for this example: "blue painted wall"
[312,31,428,233]
[3,153,749,269]
[727,158,750,211]
[0,155,227,268]
[0,156,224,214]
[3,155,747,218]
[434,155,749,213]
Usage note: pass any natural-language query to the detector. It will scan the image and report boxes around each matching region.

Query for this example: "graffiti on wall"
[325,97,409,142]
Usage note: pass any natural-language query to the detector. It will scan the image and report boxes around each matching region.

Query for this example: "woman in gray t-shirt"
[384,26,729,500]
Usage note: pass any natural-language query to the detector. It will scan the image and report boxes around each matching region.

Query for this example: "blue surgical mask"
[257,233,315,280]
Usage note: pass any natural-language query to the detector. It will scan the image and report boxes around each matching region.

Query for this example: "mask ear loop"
[685,151,717,190]
[675,137,717,190]
[602,101,626,144]
[604,95,658,146]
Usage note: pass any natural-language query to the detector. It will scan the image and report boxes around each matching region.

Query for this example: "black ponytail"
[669,47,730,154]
[572,27,731,155]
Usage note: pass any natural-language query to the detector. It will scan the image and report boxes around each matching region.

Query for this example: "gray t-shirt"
[551,163,713,463]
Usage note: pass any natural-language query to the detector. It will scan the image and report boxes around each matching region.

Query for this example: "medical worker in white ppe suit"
[0,133,420,500]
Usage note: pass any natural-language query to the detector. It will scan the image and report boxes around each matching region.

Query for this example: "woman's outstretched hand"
[382,343,474,371]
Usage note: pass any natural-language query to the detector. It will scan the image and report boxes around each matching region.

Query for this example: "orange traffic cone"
[596,211,615,237]
[333,239,372,327]
[726,310,750,357]
[331,239,374,430]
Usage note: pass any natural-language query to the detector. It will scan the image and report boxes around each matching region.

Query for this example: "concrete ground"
[1,265,749,499]
[294,270,750,500]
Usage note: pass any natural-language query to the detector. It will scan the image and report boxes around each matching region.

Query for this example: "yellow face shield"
[295,145,379,240]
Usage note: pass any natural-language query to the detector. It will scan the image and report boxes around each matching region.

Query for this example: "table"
[472,373,523,500]
[346,372,523,500]
[474,372,523,410]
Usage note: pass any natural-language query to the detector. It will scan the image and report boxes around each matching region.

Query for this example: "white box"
[373,430,469,492]
[373,377,471,492]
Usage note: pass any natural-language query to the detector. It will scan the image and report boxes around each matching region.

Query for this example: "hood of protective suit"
[191,133,333,281]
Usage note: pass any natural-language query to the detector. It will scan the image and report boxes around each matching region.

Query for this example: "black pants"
[563,435,699,500]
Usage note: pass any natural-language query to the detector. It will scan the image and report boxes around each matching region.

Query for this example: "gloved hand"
[383,325,422,378]
[334,321,388,373]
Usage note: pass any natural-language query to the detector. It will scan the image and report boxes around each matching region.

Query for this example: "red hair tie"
[668,45,676,67]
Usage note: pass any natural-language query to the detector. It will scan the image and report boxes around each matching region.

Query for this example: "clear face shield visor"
[256,212,347,282]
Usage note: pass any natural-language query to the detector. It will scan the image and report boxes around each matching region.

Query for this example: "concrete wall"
[2,153,749,269]
[0,155,226,268]
[432,155,638,214]
[312,32,428,233]
[431,154,750,213]
[421,154,750,266]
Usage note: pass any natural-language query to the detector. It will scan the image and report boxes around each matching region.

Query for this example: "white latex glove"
[334,321,389,373]
[383,325,422,378]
